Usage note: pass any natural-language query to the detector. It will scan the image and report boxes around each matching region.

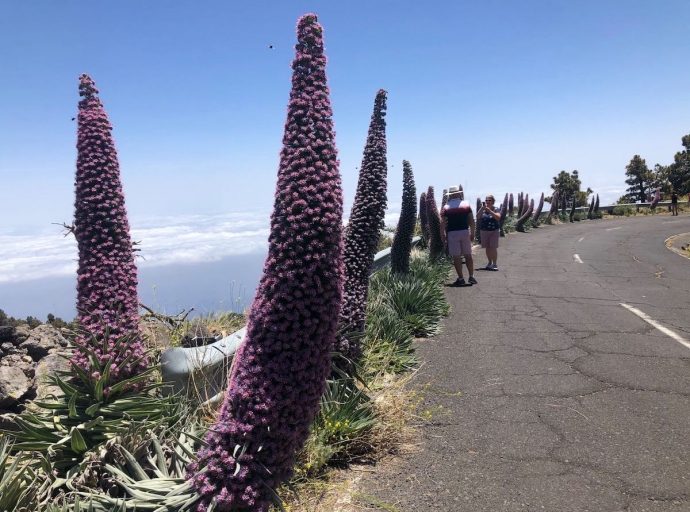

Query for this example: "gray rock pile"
[0,324,71,429]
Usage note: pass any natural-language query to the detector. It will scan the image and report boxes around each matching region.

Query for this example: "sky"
[1,1,688,319]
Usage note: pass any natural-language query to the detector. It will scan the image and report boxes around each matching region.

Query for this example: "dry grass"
[277,369,422,511]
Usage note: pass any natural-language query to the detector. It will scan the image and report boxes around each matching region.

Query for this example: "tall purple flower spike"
[499,193,508,227]
[440,189,448,211]
[516,198,534,232]
[73,74,147,387]
[588,194,596,218]
[509,193,514,217]
[426,186,444,261]
[188,14,344,511]
[419,192,430,243]
[549,191,559,217]
[532,192,545,222]
[476,197,482,213]
[517,192,524,217]
[391,160,417,274]
[338,89,388,360]
[594,193,600,214]
[522,194,529,217]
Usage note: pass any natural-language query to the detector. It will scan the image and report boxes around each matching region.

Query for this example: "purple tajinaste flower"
[187,14,344,511]
[509,193,514,217]
[391,160,417,274]
[440,189,448,211]
[532,192,545,222]
[73,74,148,389]
[594,193,600,214]
[337,89,388,360]
[419,192,430,244]
[516,198,534,232]
[523,194,529,217]
[426,186,444,261]
[517,192,524,217]
[549,191,559,217]
[475,197,483,241]
[499,193,508,227]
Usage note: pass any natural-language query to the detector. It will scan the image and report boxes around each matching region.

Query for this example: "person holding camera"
[478,195,501,271]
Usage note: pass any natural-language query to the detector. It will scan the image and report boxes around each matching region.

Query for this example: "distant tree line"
[545,169,592,207]
[0,308,75,330]
[620,134,690,203]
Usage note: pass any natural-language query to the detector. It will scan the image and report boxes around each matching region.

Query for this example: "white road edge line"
[606,227,622,231]
[578,237,584,243]
[573,254,583,263]
[620,303,690,350]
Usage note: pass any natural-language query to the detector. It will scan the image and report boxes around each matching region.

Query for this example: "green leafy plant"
[0,437,52,512]
[362,298,417,378]
[370,262,450,338]
[5,327,183,479]
[611,205,635,216]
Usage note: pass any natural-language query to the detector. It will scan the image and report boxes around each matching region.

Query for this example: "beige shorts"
[481,229,499,248]
[447,230,472,256]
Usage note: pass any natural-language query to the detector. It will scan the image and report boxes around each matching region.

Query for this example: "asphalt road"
[360,214,690,511]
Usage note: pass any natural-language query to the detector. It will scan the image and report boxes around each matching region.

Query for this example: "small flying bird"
[71,117,75,121]
[268,45,274,49]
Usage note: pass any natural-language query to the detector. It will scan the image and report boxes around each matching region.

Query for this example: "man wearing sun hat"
[441,185,477,286]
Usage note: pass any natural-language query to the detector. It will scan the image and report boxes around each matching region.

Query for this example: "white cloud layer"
[0,210,272,284]
[0,205,406,284]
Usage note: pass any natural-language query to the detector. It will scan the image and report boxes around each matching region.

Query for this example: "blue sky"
[0,1,688,316]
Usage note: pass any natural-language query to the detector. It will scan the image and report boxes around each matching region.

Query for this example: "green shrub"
[612,205,634,216]
[502,216,516,233]
[362,298,417,377]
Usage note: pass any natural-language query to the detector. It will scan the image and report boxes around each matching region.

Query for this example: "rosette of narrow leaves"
[339,89,388,358]
[419,192,430,245]
[509,193,514,217]
[516,199,534,232]
[72,420,208,512]
[426,187,444,262]
[5,326,181,480]
[369,254,450,337]
[569,196,577,222]
[0,438,52,511]
[187,14,345,512]
[390,160,417,275]
[587,195,595,219]
[73,74,148,391]
[532,193,545,223]
[362,297,417,377]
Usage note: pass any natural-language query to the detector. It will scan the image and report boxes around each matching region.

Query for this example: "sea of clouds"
[0,204,405,285]
[0,209,272,284]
